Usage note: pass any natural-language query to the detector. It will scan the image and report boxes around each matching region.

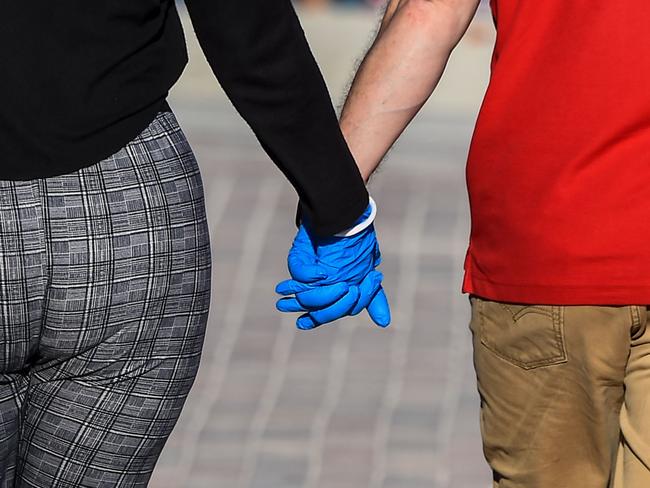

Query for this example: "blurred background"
[150,1,496,487]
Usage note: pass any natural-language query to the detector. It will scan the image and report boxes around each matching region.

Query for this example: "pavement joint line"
[237,313,297,488]
[369,188,430,488]
[205,177,236,256]
[303,320,358,488]
[432,192,473,488]
[171,178,283,482]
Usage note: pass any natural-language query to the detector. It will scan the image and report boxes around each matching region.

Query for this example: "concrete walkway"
[150,4,496,487]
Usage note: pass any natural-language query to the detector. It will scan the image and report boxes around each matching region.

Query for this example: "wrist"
[334,196,377,237]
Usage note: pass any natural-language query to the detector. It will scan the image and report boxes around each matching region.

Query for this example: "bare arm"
[340,0,480,182]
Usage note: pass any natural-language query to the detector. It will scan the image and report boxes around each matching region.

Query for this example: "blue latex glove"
[276,269,390,329]
[275,200,391,330]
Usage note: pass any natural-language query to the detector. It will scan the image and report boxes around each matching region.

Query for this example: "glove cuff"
[334,196,377,237]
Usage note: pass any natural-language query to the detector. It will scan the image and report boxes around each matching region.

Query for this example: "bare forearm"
[340,0,479,182]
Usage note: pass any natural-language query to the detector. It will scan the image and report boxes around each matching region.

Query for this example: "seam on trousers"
[631,305,638,327]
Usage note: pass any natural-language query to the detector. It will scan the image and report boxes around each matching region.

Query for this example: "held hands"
[275,198,391,330]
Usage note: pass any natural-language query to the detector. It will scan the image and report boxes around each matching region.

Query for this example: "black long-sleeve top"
[0,1,368,235]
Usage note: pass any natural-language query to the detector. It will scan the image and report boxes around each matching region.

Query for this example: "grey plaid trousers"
[0,108,212,487]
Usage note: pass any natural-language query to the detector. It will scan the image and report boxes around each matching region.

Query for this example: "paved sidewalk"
[150,5,496,487]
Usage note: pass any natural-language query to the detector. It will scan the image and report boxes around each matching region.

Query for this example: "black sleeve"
[183,0,369,236]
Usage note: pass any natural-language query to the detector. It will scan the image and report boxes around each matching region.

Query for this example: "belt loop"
[630,305,648,340]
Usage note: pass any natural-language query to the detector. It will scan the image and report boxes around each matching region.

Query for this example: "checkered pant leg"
[0,173,53,487]
[0,109,212,487]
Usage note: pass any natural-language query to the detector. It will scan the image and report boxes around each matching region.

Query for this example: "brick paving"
[149,4,496,487]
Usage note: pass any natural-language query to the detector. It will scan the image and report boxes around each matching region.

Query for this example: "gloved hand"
[275,198,391,330]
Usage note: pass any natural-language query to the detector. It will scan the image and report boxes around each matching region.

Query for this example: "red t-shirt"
[462,0,650,305]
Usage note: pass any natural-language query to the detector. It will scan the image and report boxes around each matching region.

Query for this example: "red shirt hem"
[462,272,650,306]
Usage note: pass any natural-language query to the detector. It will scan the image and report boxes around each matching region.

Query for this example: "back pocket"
[476,297,568,370]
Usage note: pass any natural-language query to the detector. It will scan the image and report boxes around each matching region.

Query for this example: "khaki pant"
[468,295,650,487]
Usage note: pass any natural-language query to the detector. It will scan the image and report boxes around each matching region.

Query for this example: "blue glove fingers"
[310,286,360,325]
[276,297,306,313]
[275,279,314,296]
[288,251,327,283]
[367,287,391,327]
[296,282,350,309]
[276,281,350,308]
[351,271,383,316]
[296,313,316,330]
[297,286,361,330]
